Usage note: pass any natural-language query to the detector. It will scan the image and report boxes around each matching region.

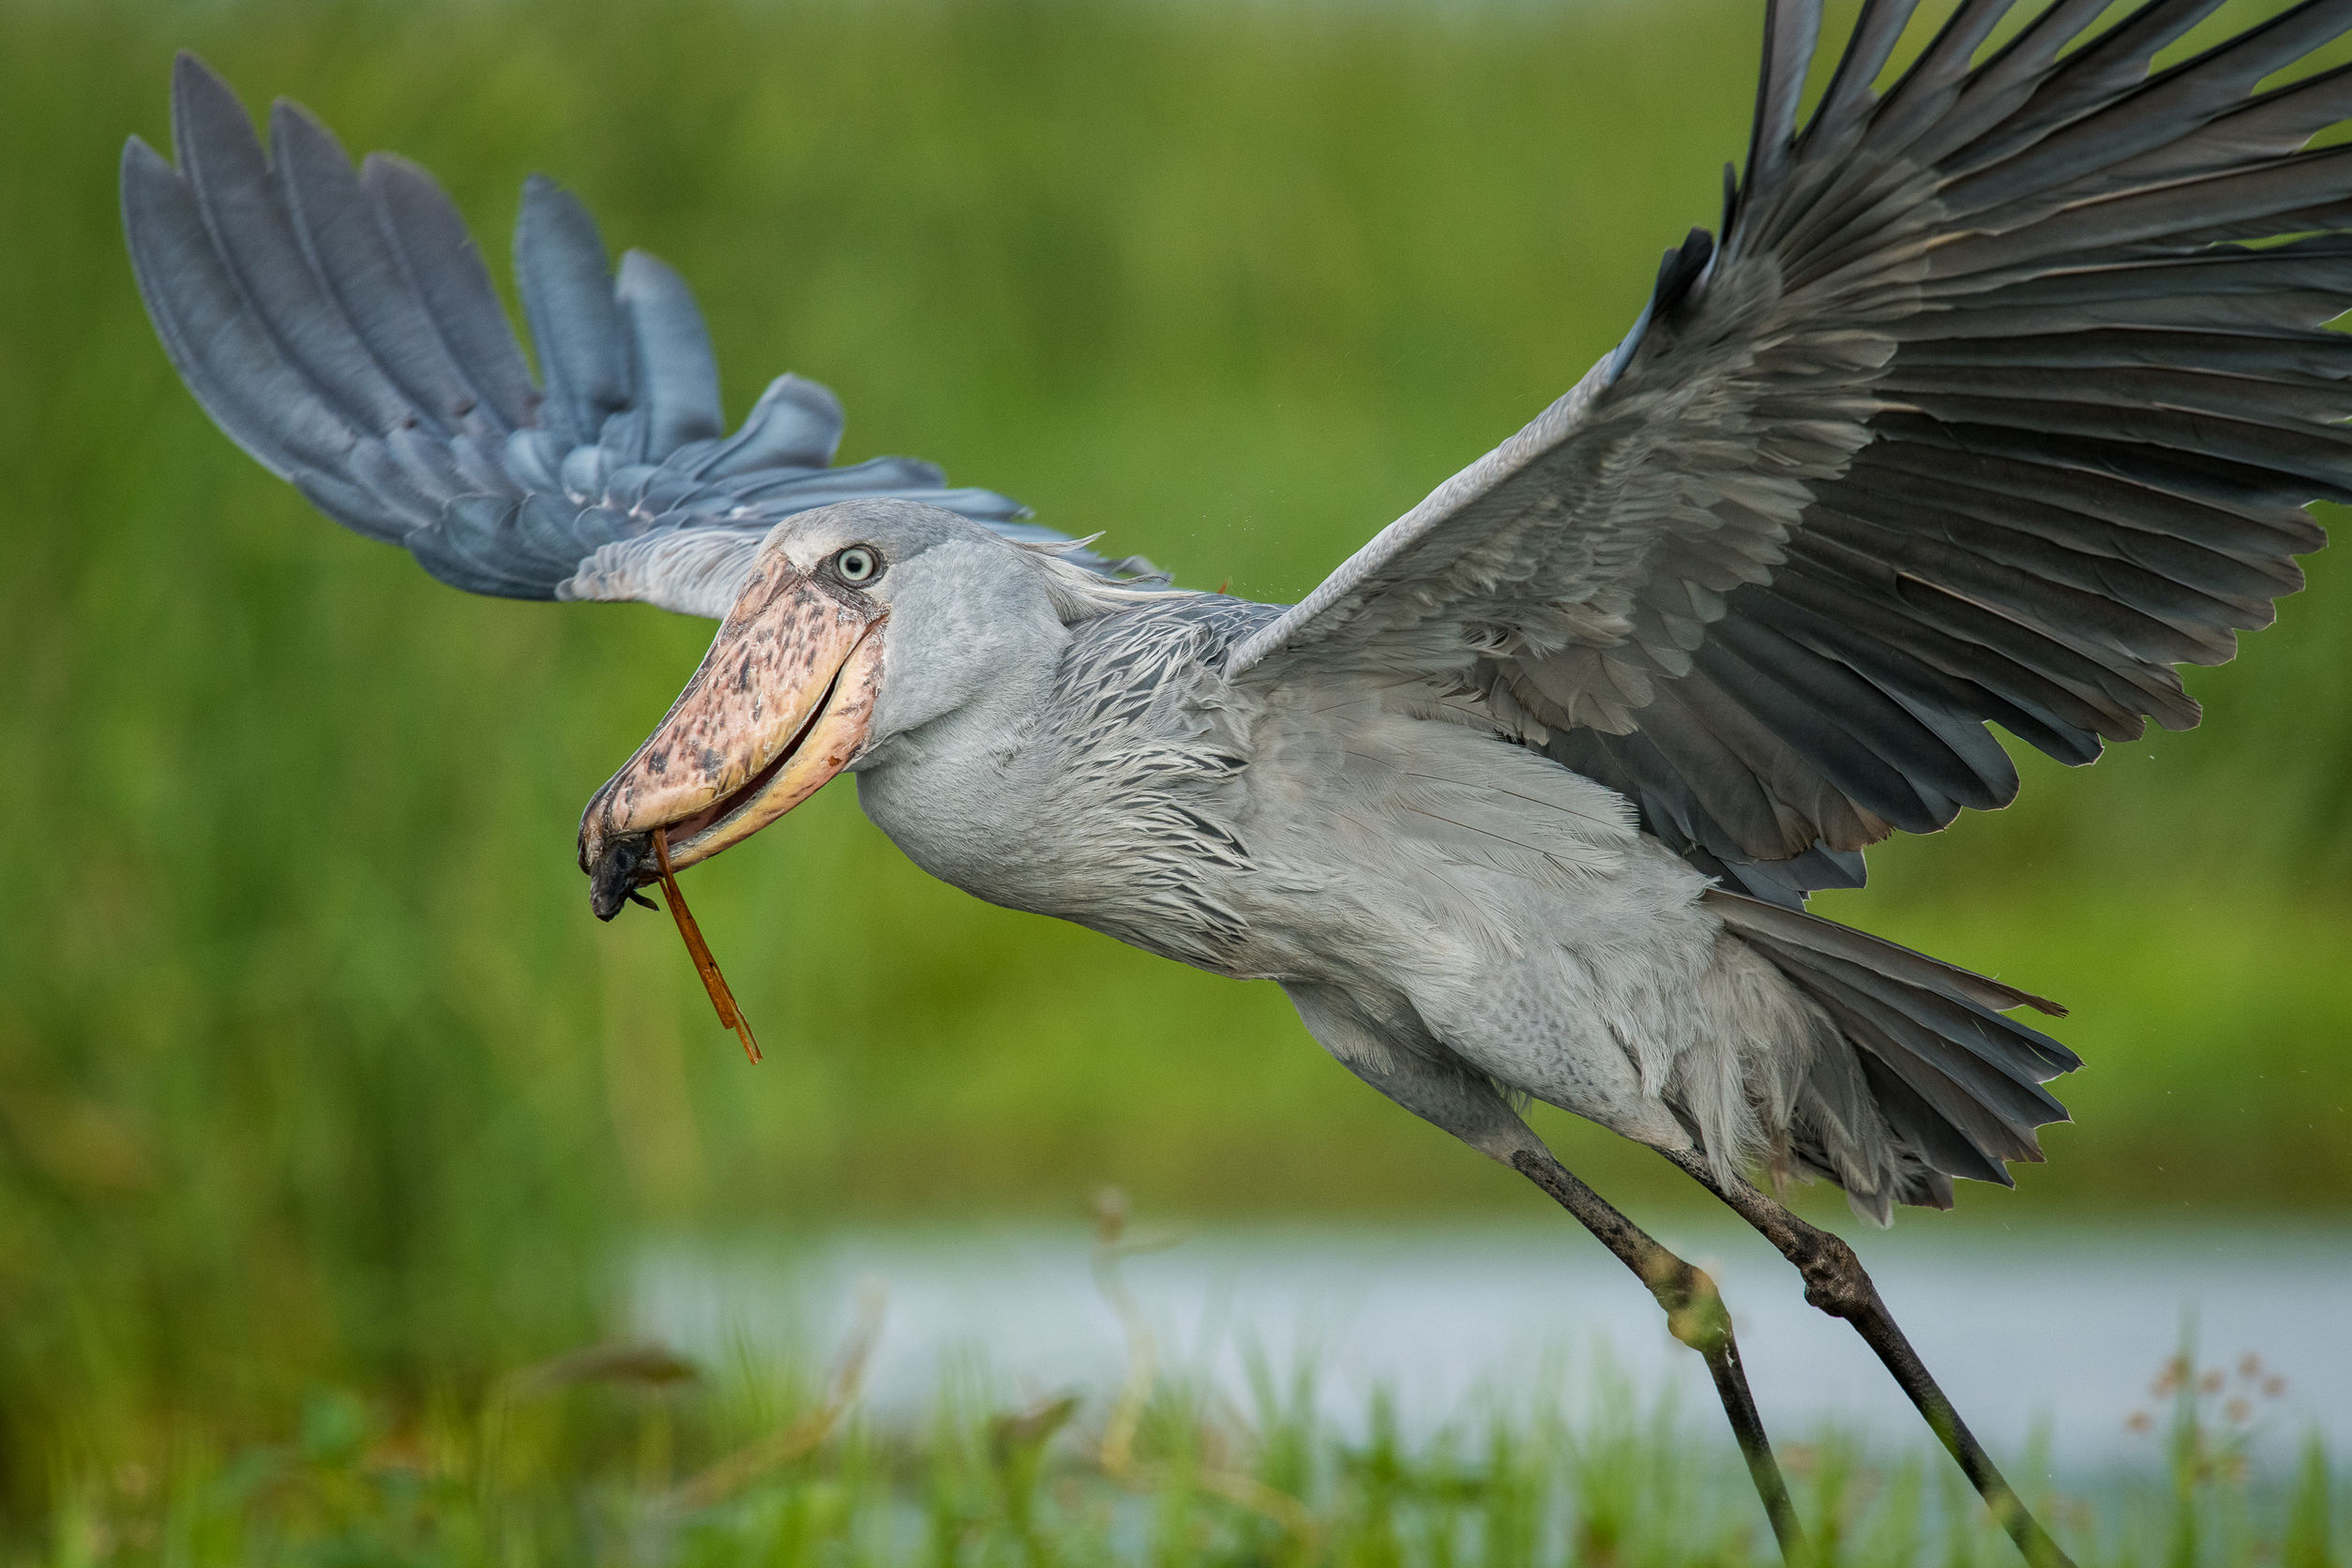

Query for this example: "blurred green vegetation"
[19,1243,2349,1568]
[3,0,2351,1533]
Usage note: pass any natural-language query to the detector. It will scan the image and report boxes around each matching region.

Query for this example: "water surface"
[635,1220,2352,1464]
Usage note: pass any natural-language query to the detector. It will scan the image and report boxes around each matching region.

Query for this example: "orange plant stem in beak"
[653,825,761,1065]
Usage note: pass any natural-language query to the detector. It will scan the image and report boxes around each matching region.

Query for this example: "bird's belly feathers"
[1225,692,1825,1147]
[1242,820,1737,1145]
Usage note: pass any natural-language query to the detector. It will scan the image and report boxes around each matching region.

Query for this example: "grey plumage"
[128,0,2345,1238]
[1226,0,2351,919]
[123,54,1141,618]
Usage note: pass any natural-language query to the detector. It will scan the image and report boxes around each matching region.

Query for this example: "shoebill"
[125,3,2352,1560]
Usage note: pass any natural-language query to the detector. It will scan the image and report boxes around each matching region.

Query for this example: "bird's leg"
[1658,1149,2074,1568]
[1507,1148,1806,1563]
[1278,984,1806,1561]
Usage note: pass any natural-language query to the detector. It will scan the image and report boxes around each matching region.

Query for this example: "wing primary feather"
[1803,0,1922,147]
[1900,0,2127,173]
[513,173,630,449]
[616,249,726,457]
[361,152,537,432]
[1742,0,1827,214]
[1944,0,2232,177]
[1937,21,2352,209]
[168,55,408,440]
[124,134,346,482]
[1757,0,1925,249]
[270,101,495,445]
[1862,0,2018,161]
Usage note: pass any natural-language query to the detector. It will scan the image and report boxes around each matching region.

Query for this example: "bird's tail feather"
[1705,888,2079,1225]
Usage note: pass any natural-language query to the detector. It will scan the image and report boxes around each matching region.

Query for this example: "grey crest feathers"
[1229,0,2347,909]
[120,53,1146,619]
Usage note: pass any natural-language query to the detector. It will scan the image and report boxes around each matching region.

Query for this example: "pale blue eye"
[835,546,878,582]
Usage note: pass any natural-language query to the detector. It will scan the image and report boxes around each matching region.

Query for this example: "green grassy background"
[4,0,2351,1528]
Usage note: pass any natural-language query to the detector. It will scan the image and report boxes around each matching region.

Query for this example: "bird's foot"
[1643,1258,1734,1356]
[1787,1225,1876,1320]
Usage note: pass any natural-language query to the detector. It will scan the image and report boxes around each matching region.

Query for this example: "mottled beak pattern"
[579,558,885,919]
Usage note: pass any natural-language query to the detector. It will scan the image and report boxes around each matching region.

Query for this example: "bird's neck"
[851,604,1259,969]
[850,624,1070,900]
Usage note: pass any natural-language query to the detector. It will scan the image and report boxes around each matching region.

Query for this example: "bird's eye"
[832,545,881,584]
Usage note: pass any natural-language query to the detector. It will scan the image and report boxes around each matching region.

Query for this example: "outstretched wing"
[1229,0,2347,905]
[124,53,1133,619]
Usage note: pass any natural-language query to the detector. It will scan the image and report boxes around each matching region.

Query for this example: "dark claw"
[626,889,658,911]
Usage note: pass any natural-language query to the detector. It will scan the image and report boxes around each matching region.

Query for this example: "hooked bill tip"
[588,834,650,922]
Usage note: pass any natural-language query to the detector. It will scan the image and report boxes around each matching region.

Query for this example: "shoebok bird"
[126,4,2352,1560]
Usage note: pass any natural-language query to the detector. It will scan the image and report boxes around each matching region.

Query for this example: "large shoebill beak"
[579,558,886,920]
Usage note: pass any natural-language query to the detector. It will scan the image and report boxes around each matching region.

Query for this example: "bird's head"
[577,497,1098,919]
